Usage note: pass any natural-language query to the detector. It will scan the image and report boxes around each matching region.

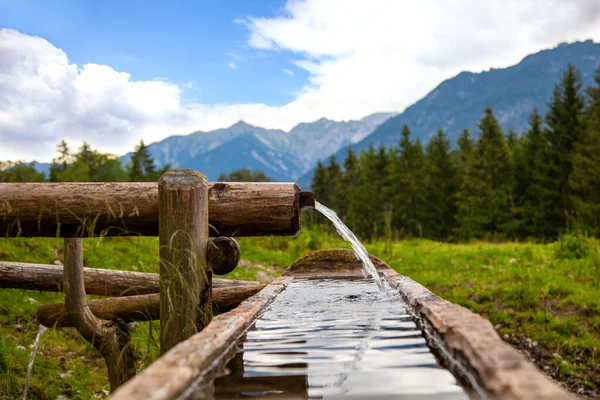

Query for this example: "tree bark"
[0,182,302,237]
[159,170,210,354]
[0,262,254,296]
[62,238,136,391]
[37,284,266,328]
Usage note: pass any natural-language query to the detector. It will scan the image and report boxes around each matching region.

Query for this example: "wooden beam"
[159,170,210,354]
[37,284,266,328]
[0,181,303,237]
[0,262,253,296]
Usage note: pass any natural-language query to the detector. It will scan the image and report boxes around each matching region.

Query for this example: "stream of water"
[22,324,47,400]
[314,201,386,292]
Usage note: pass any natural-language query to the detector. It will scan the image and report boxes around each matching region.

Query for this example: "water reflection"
[213,279,467,399]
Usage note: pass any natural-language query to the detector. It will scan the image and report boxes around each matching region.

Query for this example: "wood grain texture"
[0,262,254,296]
[62,238,136,391]
[159,170,210,353]
[109,278,292,400]
[37,284,266,328]
[0,181,301,237]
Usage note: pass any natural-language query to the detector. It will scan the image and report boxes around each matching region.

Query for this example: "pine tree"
[457,108,511,238]
[516,109,555,237]
[570,78,600,235]
[348,146,382,239]
[390,124,426,237]
[339,148,359,223]
[325,155,343,212]
[545,64,586,233]
[127,140,170,182]
[423,128,458,239]
[455,129,481,239]
[49,140,72,182]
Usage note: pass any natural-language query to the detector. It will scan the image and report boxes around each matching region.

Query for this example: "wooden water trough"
[110,249,574,400]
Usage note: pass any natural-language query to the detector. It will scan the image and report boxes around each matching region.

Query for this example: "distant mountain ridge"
[119,113,395,181]
[298,40,600,187]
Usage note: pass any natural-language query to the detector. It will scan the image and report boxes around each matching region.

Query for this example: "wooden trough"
[110,249,573,400]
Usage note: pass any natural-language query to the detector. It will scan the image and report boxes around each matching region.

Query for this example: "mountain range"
[34,40,600,188]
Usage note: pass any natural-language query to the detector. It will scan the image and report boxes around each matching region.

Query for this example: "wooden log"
[0,262,253,296]
[0,181,303,237]
[159,170,210,354]
[208,236,240,275]
[62,238,135,391]
[37,284,266,328]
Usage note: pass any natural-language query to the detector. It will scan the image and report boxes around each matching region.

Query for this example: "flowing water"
[212,278,467,399]
[314,201,386,292]
[22,324,47,400]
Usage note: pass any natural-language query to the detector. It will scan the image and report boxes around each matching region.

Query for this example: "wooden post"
[62,238,135,391]
[159,169,210,354]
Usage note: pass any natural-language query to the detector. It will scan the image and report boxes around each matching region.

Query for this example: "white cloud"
[227,61,238,70]
[245,0,600,123]
[1,1,600,161]
[283,68,295,76]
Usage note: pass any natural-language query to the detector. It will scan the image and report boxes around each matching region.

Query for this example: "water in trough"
[213,278,467,398]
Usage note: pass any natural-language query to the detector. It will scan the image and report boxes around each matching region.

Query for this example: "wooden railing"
[0,169,312,391]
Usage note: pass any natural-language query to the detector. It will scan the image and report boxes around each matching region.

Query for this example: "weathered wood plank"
[37,284,266,328]
[0,181,302,237]
[0,262,253,296]
[109,278,292,400]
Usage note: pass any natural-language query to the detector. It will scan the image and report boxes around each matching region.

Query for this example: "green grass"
[1,231,599,398]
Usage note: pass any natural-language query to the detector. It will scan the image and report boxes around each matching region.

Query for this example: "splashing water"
[314,201,386,292]
[22,325,47,400]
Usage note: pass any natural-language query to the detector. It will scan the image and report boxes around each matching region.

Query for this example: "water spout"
[313,201,386,292]
[22,324,47,400]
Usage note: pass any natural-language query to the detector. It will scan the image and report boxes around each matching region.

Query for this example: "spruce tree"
[339,148,359,223]
[457,108,511,238]
[455,129,481,239]
[127,140,170,182]
[348,146,381,240]
[545,64,586,233]
[325,155,343,212]
[49,140,72,182]
[390,124,426,237]
[423,128,458,239]
[571,80,600,235]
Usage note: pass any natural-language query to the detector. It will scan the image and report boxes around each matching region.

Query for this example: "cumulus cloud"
[2,1,600,161]
[245,0,600,122]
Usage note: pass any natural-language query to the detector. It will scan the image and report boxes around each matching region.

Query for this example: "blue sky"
[0,0,305,105]
[1,0,599,161]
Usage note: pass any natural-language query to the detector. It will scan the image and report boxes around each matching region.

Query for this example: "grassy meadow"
[1,230,599,398]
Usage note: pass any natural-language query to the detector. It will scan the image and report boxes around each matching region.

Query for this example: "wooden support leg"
[63,238,136,391]
[159,169,210,354]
